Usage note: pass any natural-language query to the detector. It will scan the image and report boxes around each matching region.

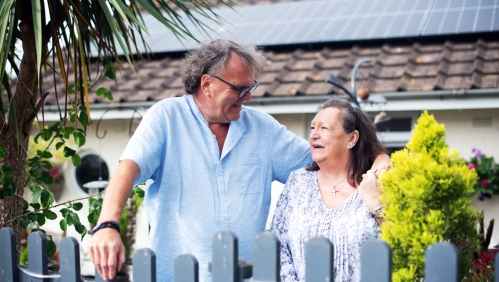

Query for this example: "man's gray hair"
[182,39,267,94]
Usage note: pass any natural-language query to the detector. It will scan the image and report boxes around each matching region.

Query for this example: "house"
[22,0,499,262]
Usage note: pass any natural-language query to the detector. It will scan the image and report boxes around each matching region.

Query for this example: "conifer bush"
[379,111,479,281]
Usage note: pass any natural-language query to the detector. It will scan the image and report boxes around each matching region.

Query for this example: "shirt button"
[223,220,227,223]
[220,190,224,194]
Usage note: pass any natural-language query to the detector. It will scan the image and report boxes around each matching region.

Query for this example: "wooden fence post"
[253,232,279,282]
[361,239,392,282]
[0,227,18,282]
[59,237,80,282]
[28,231,48,282]
[174,254,198,282]
[133,248,156,282]
[425,242,459,282]
[212,230,238,282]
[305,237,333,281]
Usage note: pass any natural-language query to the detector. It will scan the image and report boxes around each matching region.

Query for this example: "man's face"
[205,53,254,123]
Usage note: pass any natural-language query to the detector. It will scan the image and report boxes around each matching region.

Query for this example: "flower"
[466,148,499,200]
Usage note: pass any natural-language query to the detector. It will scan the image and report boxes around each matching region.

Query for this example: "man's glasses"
[212,75,259,98]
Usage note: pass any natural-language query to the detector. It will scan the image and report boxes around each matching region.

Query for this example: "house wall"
[38,107,499,267]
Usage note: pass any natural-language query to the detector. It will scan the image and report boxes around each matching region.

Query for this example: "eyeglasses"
[212,75,259,98]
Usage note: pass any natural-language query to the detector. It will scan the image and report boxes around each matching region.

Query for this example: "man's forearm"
[98,159,140,223]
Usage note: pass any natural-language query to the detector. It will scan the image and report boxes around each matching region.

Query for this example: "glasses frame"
[212,75,259,98]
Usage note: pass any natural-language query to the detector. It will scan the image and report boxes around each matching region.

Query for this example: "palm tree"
[0,0,230,251]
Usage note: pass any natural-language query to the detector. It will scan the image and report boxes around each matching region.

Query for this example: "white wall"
[40,107,499,262]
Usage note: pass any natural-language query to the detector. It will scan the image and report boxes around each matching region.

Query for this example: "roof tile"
[482,75,499,88]
[271,83,302,96]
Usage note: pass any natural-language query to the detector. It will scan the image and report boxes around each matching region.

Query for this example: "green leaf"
[55,142,65,150]
[73,202,83,211]
[37,150,52,158]
[60,208,69,218]
[88,212,99,224]
[79,110,90,126]
[23,200,29,212]
[2,165,13,175]
[43,209,58,220]
[59,219,67,232]
[74,222,84,233]
[71,154,82,167]
[39,160,53,170]
[29,203,41,210]
[36,213,46,226]
[40,189,49,206]
[69,212,81,224]
[64,127,75,139]
[132,187,145,198]
[47,239,56,258]
[40,171,54,185]
[63,146,76,157]
[73,132,86,147]
[31,0,42,82]
[31,188,43,203]
[42,128,52,141]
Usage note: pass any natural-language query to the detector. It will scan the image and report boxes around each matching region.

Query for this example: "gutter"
[39,88,499,120]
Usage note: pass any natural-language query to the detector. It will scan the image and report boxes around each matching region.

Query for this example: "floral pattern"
[270,168,380,282]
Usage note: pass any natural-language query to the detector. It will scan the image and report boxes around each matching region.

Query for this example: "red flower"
[481,179,489,187]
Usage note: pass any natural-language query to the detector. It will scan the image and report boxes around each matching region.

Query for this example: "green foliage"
[466,149,499,199]
[379,111,480,281]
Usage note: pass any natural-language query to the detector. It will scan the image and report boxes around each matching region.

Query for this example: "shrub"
[466,148,499,200]
[379,111,479,281]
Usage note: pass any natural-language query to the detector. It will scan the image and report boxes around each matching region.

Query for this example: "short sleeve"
[268,118,311,183]
[120,103,166,185]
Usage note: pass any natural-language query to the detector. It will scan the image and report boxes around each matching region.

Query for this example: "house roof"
[32,36,499,107]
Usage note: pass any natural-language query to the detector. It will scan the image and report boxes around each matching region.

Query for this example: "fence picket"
[0,227,17,282]
[425,242,459,282]
[212,230,238,282]
[174,254,198,282]
[59,237,80,282]
[133,248,156,282]
[28,231,48,282]
[253,232,280,282]
[305,237,333,282]
[361,239,392,282]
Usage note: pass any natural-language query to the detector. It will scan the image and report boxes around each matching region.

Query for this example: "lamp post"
[326,59,390,126]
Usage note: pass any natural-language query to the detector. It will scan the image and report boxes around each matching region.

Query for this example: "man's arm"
[89,159,140,280]
[372,153,391,177]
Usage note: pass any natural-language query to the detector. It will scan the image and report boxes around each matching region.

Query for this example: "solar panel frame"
[100,0,499,56]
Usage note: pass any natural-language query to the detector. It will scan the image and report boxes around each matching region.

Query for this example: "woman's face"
[309,107,353,166]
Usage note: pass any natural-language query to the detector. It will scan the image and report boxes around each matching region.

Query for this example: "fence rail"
[0,227,496,282]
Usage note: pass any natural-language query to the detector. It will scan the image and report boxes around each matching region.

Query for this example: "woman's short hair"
[306,98,386,186]
[182,39,267,94]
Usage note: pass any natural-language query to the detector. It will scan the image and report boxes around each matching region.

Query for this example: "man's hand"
[358,169,383,212]
[372,153,392,178]
[89,227,125,280]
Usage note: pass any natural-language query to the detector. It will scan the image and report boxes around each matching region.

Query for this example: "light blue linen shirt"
[120,95,311,281]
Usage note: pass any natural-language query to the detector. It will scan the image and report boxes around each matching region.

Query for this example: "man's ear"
[200,74,212,97]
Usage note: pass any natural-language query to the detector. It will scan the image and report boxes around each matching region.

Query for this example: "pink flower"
[476,151,483,158]
[468,163,476,169]
[482,179,489,187]
[472,148,477,153]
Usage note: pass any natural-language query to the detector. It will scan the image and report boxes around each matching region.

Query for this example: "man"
[89,39,389,281]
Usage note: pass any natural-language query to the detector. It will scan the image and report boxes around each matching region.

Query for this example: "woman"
[270,98,386,282]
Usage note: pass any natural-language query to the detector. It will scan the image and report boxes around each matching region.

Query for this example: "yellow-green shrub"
[379,111,479,281]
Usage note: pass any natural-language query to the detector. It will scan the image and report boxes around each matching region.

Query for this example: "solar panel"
[101,0,499,56]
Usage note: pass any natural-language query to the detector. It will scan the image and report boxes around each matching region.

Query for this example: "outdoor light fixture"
[326,59,390,126]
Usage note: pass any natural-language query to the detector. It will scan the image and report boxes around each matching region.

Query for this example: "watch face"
[375,209,384,218]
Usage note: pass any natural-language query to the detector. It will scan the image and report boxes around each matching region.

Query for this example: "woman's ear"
[350,130,360,147]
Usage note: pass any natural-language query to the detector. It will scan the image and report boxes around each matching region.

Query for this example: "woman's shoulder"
[285,168,317,190]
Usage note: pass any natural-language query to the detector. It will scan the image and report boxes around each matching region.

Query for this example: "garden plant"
[379,111,480,281]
